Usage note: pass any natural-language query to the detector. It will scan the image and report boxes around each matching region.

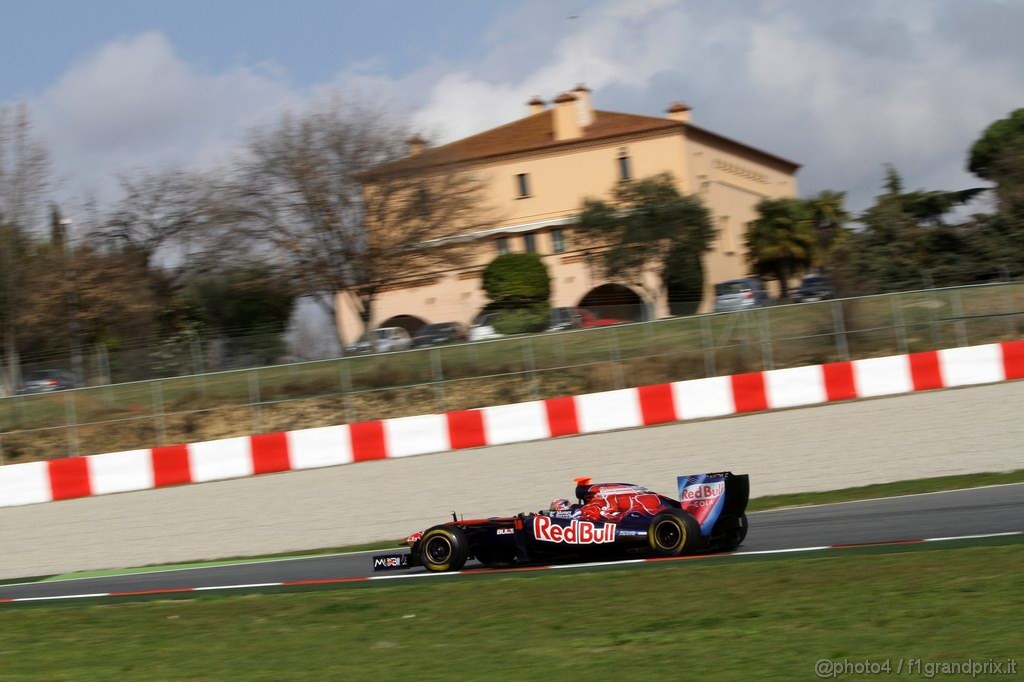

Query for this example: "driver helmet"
[549,498,573,512]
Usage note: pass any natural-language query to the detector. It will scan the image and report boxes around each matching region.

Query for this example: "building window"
[551,228,566,254]
[523,233,537,253]
[617,149,632,182]
[496,236,509,255]
[515,173,530,198]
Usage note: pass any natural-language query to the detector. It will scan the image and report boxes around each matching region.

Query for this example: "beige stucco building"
[337,85,799,344]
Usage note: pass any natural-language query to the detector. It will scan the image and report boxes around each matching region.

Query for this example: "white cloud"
[30,32,298,204]
[8,1,1024,217]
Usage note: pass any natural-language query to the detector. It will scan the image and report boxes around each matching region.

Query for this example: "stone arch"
[578,283,647,321]
[379,314,429,337]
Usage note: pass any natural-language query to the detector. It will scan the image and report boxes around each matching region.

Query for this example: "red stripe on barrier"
[544,396,579,437]
[47,457,92,501]
[447,410,487,449]
[823,361,857,401]
[637,383,676,425]
[151,445,192,487]
[349,421,387,462]
[909,351,943,391]
[730,372,767,413]
[1002,339,1024,380]
[250,432,291,475]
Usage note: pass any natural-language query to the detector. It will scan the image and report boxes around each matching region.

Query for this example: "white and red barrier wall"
[2,340,1022,509]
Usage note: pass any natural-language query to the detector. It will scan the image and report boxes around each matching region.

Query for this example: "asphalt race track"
[2,483,1022,602]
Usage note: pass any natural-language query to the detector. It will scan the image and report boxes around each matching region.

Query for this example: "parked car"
[469,313,504,341]
[793,274,835,303]
[17,369,81,395]
[412,322,468,347]
[350,327,413,354]
[713,278,771,313]
[578,309,627,328]
[547,307,583,332]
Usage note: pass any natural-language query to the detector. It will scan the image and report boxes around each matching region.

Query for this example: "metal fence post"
[64,390,79,457]
[339,359,356,424]
[952,289,969,347]
[700,315,716,378]
[152,380,166,446]
[608,327,625,389]
[248,371,262,433]
[522,336,539,401]
[831,300,850,362]
[891,294,909,354]
[758,309,774,371]
[431,349,446,412]
[0,432,5,466]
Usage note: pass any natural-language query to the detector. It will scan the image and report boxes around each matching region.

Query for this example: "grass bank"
[1,543,1020,680]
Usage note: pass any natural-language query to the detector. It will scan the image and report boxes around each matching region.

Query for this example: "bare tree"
[99,168,209,270]
[0,104,50,393]
[225,97,493,343]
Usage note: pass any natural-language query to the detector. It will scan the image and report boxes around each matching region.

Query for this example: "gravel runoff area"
[2,380,1022,579]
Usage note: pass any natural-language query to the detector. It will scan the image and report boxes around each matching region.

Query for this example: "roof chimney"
[573,83,593,127]
[552,92,582,141]
[666,101,692,123]
[527,96,546,115]
[406,133,427,156]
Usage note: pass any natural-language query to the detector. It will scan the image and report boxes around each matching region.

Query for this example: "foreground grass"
[748,468,1024,511]
[1,544,1020,680]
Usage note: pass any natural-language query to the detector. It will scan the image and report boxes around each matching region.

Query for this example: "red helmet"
[549,498,573,512]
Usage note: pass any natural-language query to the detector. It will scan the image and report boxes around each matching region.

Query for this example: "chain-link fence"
[2,280,1023,465]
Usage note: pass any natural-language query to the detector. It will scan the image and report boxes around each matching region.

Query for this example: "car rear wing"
[677,472,749,536]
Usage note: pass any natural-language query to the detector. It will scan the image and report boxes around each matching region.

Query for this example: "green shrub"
[493,304,550,335]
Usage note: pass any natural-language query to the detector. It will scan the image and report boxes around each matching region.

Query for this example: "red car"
[578,309,626,328]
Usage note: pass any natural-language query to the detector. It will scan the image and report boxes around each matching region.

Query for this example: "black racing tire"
[418,525,469,572]
[648,508,702,557]
[719,513,748,551]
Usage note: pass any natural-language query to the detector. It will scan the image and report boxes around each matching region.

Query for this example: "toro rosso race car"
[373,472,749,573]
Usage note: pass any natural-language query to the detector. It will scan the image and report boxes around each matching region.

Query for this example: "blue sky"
[5,0,1024,214]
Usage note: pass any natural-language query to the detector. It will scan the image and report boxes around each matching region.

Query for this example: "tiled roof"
[368,109,799,176]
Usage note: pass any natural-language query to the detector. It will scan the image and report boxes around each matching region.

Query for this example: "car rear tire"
[418,525,469,572]
[648,509,702,557]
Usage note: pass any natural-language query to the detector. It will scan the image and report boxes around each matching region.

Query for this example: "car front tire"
[418,525,470,572]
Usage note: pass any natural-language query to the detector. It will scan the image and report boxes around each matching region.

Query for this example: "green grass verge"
[0,543,1020,680]
[748,469,1024,511]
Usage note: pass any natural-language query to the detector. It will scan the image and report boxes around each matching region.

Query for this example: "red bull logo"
[680,482,724,503]
[533,516,617,544]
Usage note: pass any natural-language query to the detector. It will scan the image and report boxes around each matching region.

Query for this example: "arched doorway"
[379,314,429,337]
[578,284,647,322]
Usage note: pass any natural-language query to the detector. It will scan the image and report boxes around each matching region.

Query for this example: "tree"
[743,198,816,300]
[970,108,1024,215]
[181,264,297,364]
[224,97,491,344]
[481,253,551,334]
[804,190,851,256]
[0,104,50,393]
[577,173,714,311]
[99,168,209,270]
[828,166,990,295]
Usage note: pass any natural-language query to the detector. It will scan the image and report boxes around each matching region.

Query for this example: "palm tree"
[804,190,851,256]
[744,198,817,300]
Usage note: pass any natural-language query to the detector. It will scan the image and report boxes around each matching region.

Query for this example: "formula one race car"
[372,472,749,573]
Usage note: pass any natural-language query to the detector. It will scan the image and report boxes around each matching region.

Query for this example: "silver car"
[713,278,771,313]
